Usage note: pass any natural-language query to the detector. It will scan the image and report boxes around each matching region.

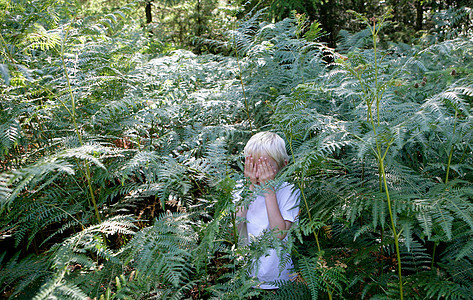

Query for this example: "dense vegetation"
[1,0,473,299]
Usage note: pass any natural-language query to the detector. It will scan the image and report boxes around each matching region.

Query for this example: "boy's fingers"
[256,159,263,171]
[245,156,253,170]
[245,156,260,185]
[258,158,276,183]
[260,158,270,172]
[245,156,251,167]
[257,160,268,178]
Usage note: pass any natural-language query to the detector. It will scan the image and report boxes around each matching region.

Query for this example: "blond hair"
[243,131,289,168]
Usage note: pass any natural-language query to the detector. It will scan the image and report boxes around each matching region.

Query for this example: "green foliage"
[1,1,473,300]
[32,215,136,299]
[272,6,473,300]
[0,252,51,298]
[298,254,347,299]
[122,213,197,292]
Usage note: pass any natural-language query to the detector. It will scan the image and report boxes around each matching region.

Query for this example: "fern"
[263,280,311,300]
[0,252,51,298]
[15,215,136,299]
[298,254,347,299]
[270,7,473,299]
[1,2,473,299]
[122,213,197,291]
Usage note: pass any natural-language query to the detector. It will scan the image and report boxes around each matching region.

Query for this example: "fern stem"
[360,14,404,299]
[372,22,382,126]
[379,158,403,299]
[431,242,437,269]
[287,131,320,252]
[149,119,154,149]
[377,160,383,191]
[60,25,101,223]
[380,228,384,275]
[370,73,404,300]
[445,109,458,185]
[60,31,82,146]
[369,101,403,298]
[287,129,336,298]
[231,211,238,246]
[299,181,321,251]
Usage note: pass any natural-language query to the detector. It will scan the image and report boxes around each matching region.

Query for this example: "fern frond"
[122,212,197,289]
[0,252,50,297]
[337,28,373,53]
[299,254,347,299]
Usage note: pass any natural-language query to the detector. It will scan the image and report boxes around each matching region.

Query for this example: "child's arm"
[257,157,292,240]
[263,189,292,239]
[236,206,247,232]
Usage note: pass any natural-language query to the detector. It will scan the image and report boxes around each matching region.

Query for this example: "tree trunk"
[415,0,423,31]
[196,0,202,36]
[194,0,203,54]
[302,0,317,21]
[319,0,337,48]
[145,0,152,24]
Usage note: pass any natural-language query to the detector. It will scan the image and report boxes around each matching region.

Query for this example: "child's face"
[244,152,286,186]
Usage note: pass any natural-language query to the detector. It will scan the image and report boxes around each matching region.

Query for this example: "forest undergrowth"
[1,1,473,299]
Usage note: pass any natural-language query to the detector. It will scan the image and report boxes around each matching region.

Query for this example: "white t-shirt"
[236,182,300,289]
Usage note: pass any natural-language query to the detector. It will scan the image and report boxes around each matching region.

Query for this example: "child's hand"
[244,156,258,185]
[256,157,277,185]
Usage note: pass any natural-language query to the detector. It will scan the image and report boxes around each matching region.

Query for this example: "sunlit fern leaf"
[0,64,10,85]
[208,276,261,300]
[151,157,193,208]
[57,144,114,170]
[33,279,88,300]
[23,24,61,53]
[414,181,473,241]
[118,150,161,182]
[228,9,267,55]
[2,143,124,210]
[1,159,74,209]
[27,216,136,299]
[122,212,197,289]
[92,97,143,132]
[0,173,12,205]
[201,137,230,177]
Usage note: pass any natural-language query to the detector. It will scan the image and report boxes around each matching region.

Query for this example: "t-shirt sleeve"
[278,183,300,223]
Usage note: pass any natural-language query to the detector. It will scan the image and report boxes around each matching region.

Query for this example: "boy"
[235,131,300,289]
